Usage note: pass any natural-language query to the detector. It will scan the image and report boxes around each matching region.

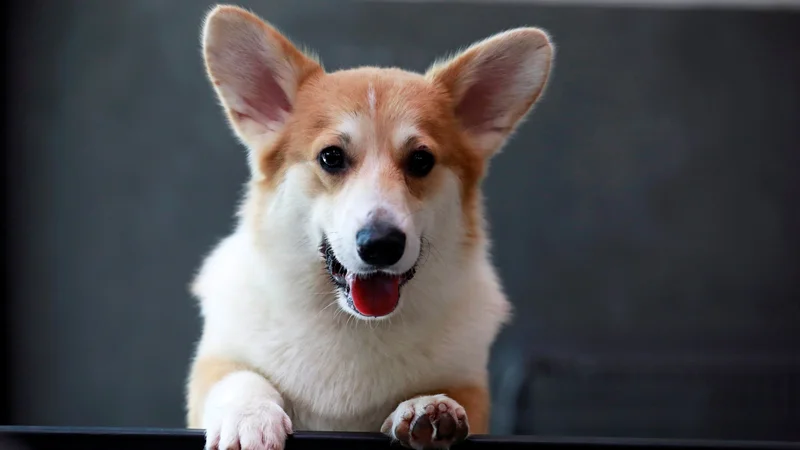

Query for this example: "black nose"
[356,221,406,267]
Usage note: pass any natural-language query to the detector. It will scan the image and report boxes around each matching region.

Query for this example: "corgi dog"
[186,4,554,450]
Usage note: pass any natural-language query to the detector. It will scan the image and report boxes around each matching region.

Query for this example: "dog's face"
[270,71,482,320]
[297,71,468,319]
[202,5,553,320]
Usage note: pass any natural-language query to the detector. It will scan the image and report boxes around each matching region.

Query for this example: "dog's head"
[201,5,553,320]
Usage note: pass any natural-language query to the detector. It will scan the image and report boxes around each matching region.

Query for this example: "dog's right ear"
[202,5,323,154]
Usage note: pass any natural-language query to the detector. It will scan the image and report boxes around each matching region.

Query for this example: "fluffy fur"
[186,4,554,450]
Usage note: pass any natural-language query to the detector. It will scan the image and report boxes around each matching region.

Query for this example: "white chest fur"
[194,231,509,432]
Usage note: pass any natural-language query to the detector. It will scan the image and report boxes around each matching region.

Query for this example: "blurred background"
[3,0,799,442]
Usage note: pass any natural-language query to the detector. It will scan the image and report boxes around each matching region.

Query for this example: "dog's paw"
[204,399,292,450]
[202,372,293,450]
[381,395,469,450]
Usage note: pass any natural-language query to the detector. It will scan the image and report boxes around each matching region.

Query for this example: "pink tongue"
[348,274,401,317]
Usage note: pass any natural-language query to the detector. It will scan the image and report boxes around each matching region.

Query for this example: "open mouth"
[320,237,417,318]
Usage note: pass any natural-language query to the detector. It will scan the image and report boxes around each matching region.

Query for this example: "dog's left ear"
[427,28,554,159]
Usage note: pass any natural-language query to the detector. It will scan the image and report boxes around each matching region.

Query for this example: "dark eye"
[318,146,346,173]
[406,147,435,177]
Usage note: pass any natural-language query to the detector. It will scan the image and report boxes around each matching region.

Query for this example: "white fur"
[368,83,377,116]
[203,371,292,450]
[392,122,421,149]
[335,115,363,144]
[192,160,509,434]
[327,157,422,274]
[193,216,509,430]
[322,115,424,290]
[191,228,508,431]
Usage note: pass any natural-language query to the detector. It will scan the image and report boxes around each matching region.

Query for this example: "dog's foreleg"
[187,356,292,450]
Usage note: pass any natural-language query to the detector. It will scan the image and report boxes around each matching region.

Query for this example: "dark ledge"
[0,426,797,450]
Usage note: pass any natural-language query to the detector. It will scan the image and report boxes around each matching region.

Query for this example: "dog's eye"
[406,147,435,177]
[318,146,346,173]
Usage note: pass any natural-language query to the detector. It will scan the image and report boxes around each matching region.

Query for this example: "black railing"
[0,427,797,450]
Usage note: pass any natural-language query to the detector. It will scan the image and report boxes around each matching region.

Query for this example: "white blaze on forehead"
[368,83,377,116]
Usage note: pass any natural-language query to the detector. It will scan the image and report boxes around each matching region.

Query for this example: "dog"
[186,4,554,450]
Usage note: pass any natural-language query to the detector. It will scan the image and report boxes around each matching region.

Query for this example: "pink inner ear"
[454,54,522,134]
[243,67,293,124]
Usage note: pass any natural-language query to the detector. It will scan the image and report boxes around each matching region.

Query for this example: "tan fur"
[241,67,487,250]
[438,385,491,434]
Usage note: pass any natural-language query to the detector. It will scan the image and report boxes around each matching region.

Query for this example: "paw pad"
[383,396,469,449]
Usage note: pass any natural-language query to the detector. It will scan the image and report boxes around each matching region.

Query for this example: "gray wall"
[6,0,799,441]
